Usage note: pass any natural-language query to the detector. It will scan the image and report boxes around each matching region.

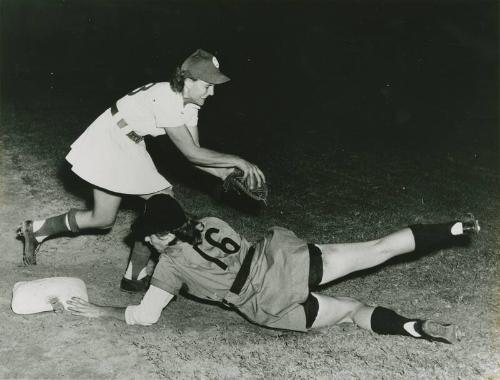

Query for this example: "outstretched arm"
[66,297,126,321]
[165,125,265,188]
[185,124,234,180]
[67,286,174,326]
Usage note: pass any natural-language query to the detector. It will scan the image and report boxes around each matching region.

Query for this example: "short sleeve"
[151,85,185,129]
[150,254,184,295]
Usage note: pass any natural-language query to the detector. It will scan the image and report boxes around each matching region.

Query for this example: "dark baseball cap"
[132,194,187,238]
[181,49,230,84]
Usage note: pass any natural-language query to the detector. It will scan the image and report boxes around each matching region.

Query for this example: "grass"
[0,85,498,379]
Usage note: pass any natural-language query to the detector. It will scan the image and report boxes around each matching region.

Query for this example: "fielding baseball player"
[67,194,480,344]
[17,49,266,288]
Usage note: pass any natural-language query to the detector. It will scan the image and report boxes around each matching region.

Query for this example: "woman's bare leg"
[310,293,374,330]
[309,293,462,344]
[74,188,122,229]
[317,228,415,285]
[19,187,122,264]
[316,216,480,285]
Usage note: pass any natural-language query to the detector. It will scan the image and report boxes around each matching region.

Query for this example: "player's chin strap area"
[222,246,256,307]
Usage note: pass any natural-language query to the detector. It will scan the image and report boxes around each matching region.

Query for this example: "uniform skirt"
[65,108,171,195]
[225,227,311,332]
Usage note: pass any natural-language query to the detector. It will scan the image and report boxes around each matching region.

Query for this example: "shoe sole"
[422,320,464,344]
[463,213,481,234]
[18,221,39,265]
[465,220,481,234]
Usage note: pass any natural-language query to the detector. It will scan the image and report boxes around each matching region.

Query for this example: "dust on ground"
[0,96,498,379]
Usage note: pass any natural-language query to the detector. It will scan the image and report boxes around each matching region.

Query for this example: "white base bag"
[11,277,88,314]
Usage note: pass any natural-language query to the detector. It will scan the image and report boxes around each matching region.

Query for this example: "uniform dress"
[149,217,312,332]
[65,82,200,195]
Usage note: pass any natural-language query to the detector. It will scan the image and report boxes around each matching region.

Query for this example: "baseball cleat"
[17,220,40,265]
[420,320,464,344]
[461,213,480,234]
[120,276,151,293]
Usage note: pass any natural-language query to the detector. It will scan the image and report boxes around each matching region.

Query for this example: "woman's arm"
[165,125,265,188]
[67,286,174,326]
[66,297,127,321]
[186,124,234,180]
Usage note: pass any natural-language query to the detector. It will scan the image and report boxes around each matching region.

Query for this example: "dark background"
[0,4,498,377]
[1,0,498,155]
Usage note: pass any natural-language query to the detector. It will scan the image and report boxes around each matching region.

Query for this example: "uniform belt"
[110,102,144,143]
[229,246,256,295]
[110,102,119,116]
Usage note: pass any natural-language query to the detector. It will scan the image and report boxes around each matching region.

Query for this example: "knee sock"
[124,240,152,281]
[409,221,466,254]
[370,306,425,339]
[32,209,81,243]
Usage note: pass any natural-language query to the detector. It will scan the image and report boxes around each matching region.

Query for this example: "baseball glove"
[222,169,268,205]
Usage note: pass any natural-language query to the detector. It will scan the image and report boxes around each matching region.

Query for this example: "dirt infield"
[0,86,499,378]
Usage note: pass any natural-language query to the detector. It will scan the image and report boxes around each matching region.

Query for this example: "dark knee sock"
[33,208,80,239]
[126,240,152,280]
[370,306,424,338]
[409,221,466,254]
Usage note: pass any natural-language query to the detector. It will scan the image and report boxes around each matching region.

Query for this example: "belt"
[110,102,144,143]
[228,246,256,296]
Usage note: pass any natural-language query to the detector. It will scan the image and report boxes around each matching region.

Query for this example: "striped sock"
[32,209,81,242]
[124,241,152,280]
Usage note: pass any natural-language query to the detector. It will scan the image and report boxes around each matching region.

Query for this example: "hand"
[66,297,107,319]
[234,160,266,189]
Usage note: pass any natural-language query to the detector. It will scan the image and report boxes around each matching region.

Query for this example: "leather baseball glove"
[222,168,268,206]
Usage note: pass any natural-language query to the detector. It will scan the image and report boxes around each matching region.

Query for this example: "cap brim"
[207,73,231,84]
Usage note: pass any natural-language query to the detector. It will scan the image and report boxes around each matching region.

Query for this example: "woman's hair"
[169,217,203,246]
[169,67,195,93]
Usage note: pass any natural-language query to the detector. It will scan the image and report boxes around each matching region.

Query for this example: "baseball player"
[67,194,480,344]
[17,49,265,289]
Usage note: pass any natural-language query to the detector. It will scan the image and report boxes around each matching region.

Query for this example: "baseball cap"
[132,194,187,238]
[181,49,230,84]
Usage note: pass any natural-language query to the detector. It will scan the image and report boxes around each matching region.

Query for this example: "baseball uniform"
[66,82,199,195]
[149,217,312,332]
